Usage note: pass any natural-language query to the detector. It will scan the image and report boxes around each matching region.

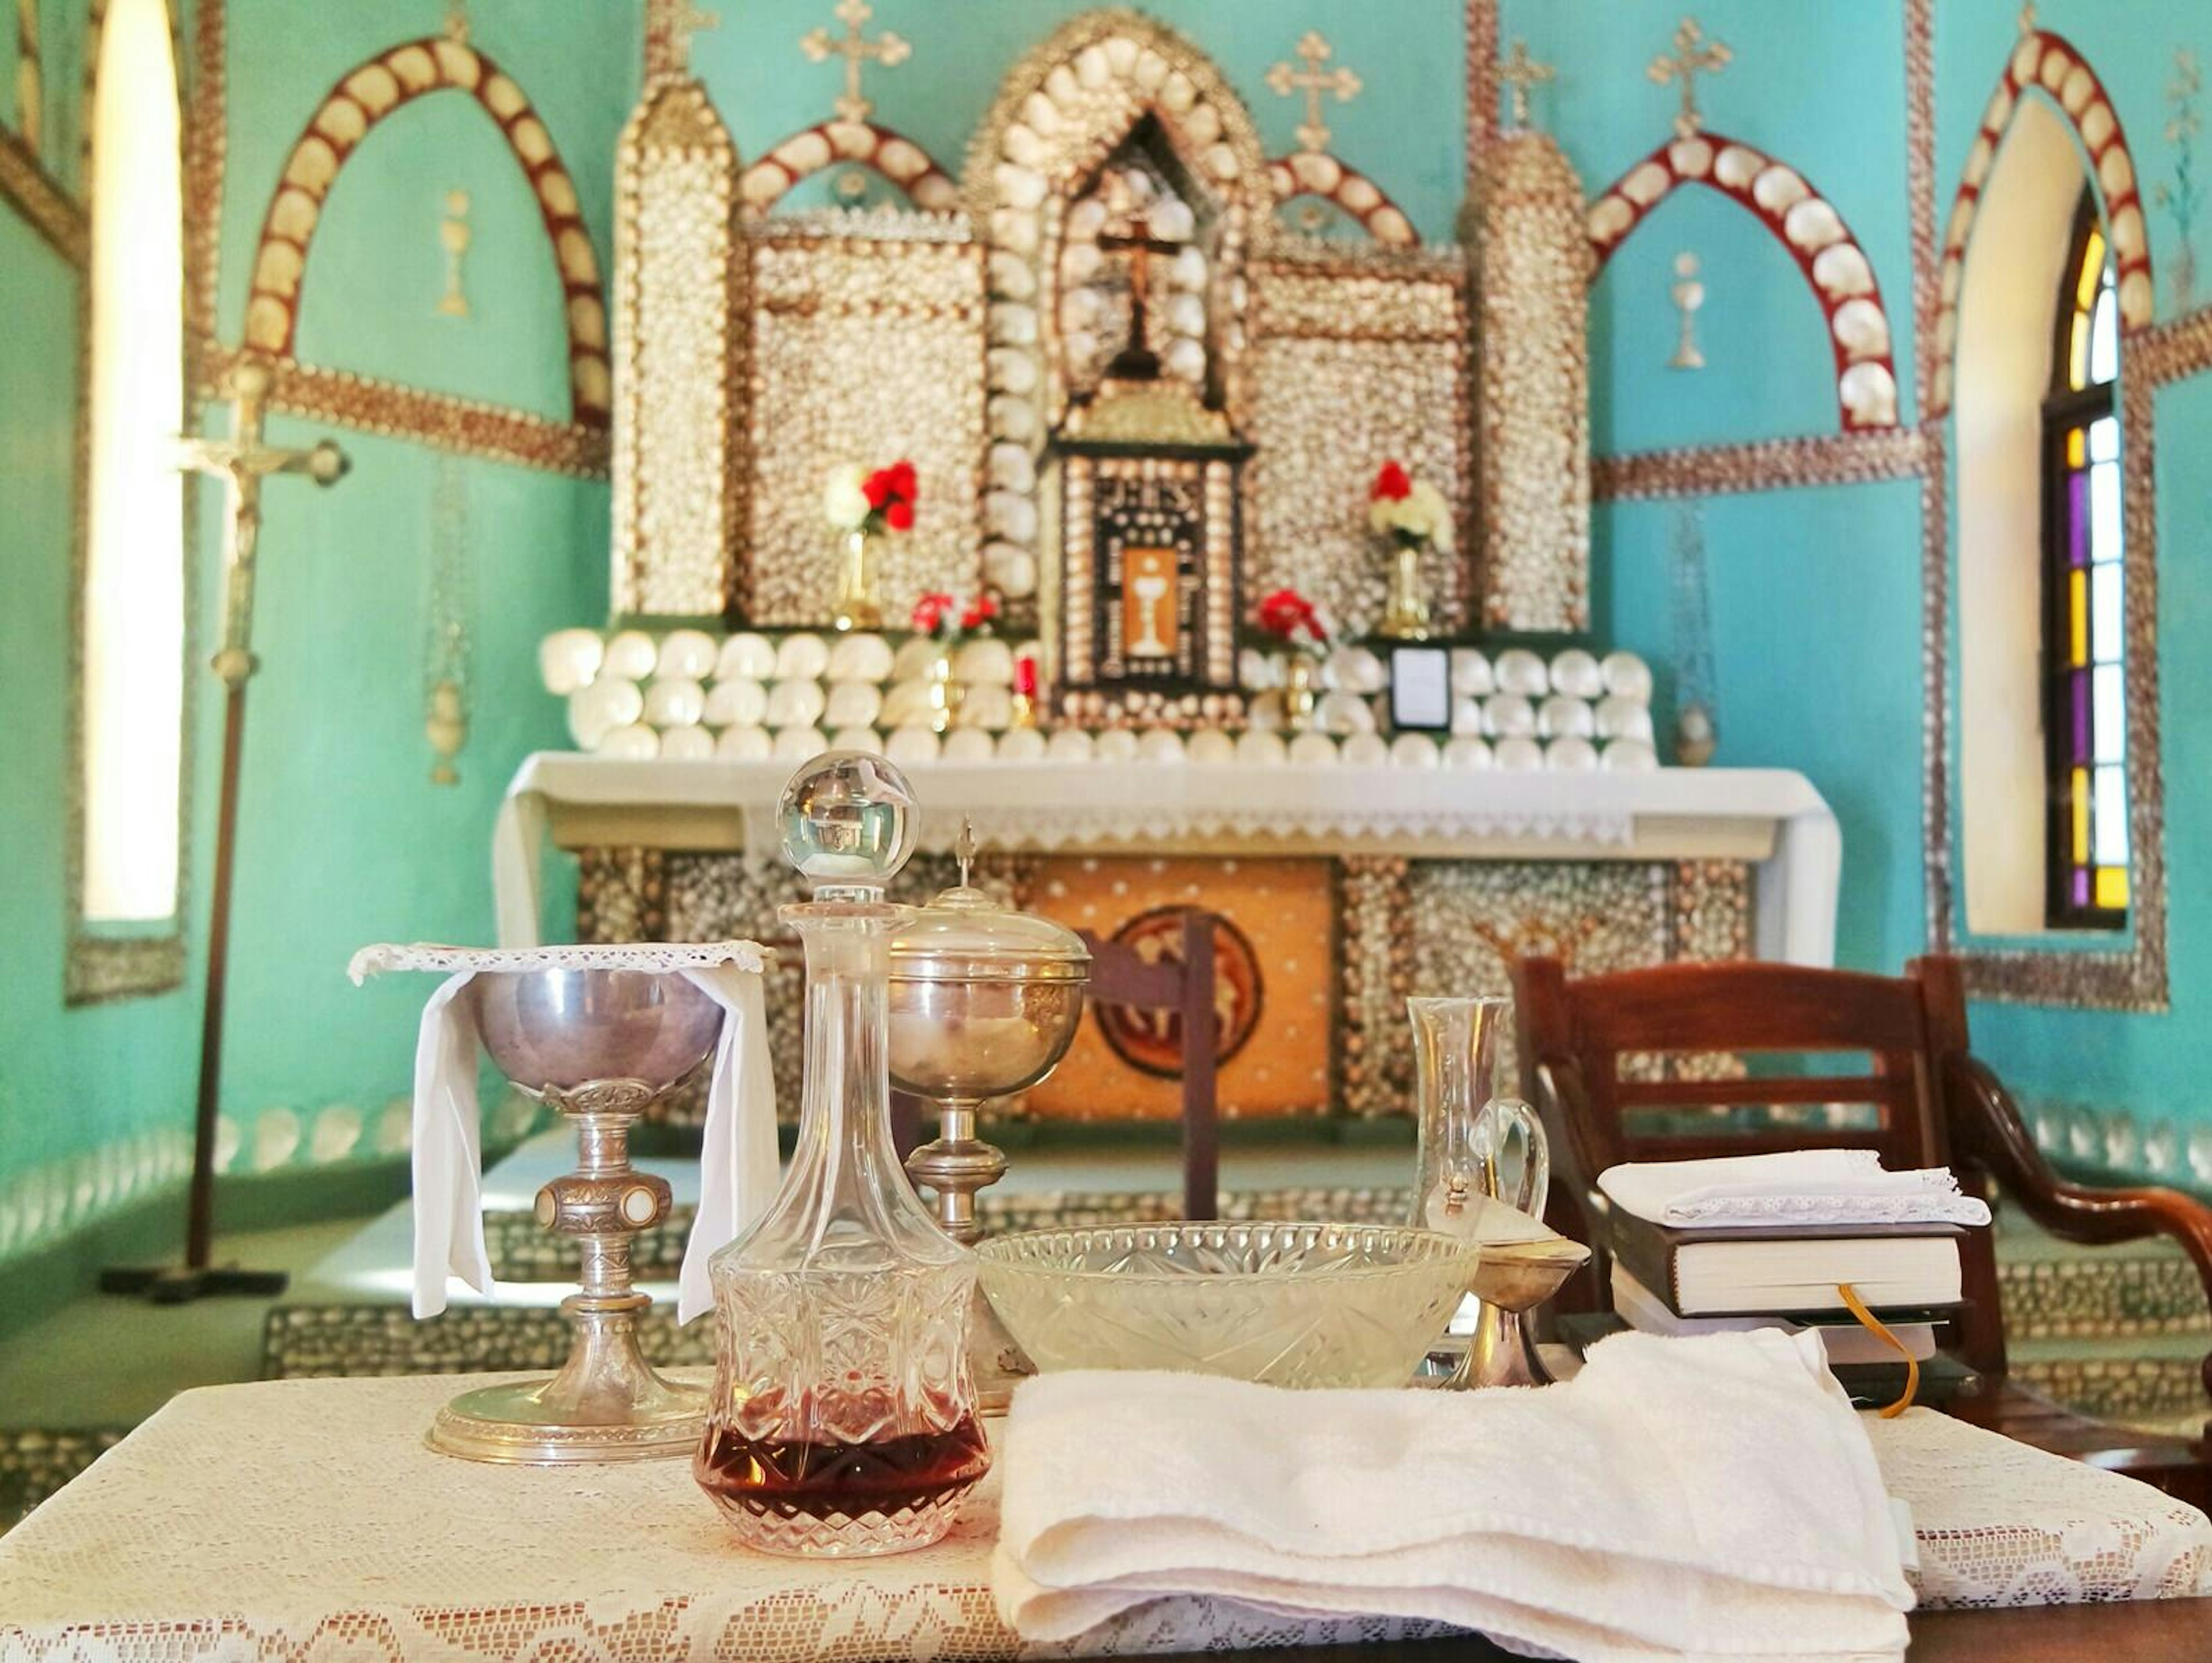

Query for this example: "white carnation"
[823,464,870,530]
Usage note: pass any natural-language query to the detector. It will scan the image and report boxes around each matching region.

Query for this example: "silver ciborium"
[888,824,1090,1246]
[431,967,724,1464]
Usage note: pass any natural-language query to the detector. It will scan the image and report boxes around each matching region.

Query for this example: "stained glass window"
[2041,193,2126,930]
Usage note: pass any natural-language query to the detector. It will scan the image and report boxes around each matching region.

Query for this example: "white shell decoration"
[997,726,1048,762]
[1595,695,1656,743]
[704,677,767,729]
[1325,645,1387,694]
[594,722,660,761]
[1093,729,1140,763]
[1390,733,1439,769]
[1601,651,1654,700]
[953,637,1015,685]
[825,632,894,682]
[941,728,995,763]
[1186,729,1236,764]
[1493,648,1550,696]
[1287,731,1339,766]
[960,685,1015,731]
[1547,649,1603,699]
[882,726,938,767]
[764,679,827,730]
[642,676,706,729]
[1046,729,1096,764]
[1450,697,1486,737]
[1603,737,1661,772]
[1340,733,1390,767]
[602,630,658,682]
[1493,735,1546,771]
[717,632,778,681]
[1484,693,1537,738]
[1546,734,1600,772]
[1236,729,1287,767]
[1442,736,1494,770]
[1840,361,1899,427]
[775,632,830,681]
[659,725,715,761]
[656,628,718,681]
[823,681,884,729]
[1238,647,1283,691]
[538,628,604,695]
[828,725,882,754]
[1450,649,1495,696]
[568,677,641,749]
[1137,729,1186,764]
[881,679,934,729]
[891,637,944,680]
[714,724,772,762]
[1317,690,1377,736]
[1244,690,1285,732]
[1538,695,1596,739]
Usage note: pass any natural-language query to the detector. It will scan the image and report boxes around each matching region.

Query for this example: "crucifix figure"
[1265,29,1362,155]
[102,356,348,1303]
[800,0,910,125]
[1646,17,1731,141]
[645,0,718,79]
[1097,191,1181,381]
[1495,40,1556,134]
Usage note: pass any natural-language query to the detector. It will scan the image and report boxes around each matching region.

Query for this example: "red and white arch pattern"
[1588,131,1900,431]
[736,119,959,217]
[244,36,610,425]
[1927,29,2153,418]
[1265,151,1416,247]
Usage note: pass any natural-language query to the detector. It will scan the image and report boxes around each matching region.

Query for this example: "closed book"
[1606,1207,1965,1317]
[1611,1264,1940,1365]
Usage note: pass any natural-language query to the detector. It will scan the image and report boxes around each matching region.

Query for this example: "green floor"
[0,1217,366,1429]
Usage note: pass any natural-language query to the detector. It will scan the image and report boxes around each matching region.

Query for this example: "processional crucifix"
[103,357,350,1302]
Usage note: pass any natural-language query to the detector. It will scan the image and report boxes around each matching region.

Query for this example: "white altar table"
[2,1373,2203,1662]
[493,756,1842,967]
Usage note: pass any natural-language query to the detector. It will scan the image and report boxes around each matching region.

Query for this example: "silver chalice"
[431,967,724,1464]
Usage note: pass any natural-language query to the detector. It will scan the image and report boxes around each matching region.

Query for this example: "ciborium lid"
[889,821,1090,986]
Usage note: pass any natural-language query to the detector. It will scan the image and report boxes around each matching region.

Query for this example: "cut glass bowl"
[975,1221,1479,1389]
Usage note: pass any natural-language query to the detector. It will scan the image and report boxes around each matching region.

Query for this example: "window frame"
[2036,191,2125,934]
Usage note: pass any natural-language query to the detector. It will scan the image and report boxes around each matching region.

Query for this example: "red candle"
[1014,657,1038,697]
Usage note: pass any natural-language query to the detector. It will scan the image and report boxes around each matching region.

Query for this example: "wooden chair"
[1512,952,2212,1508]
[891,909,1222,1221]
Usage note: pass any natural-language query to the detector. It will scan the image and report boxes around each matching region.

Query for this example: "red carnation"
[961,593,999,632]
[885,499,914,532]
[862,468,893,510]
[911,592,953,634]
[1255,586,1328,649]
[1371,460,1412,502]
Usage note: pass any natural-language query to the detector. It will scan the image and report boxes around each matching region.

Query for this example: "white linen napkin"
[397,963,778,1323]
[993,1329,1914,1662]
[1599,1149,1992,1230]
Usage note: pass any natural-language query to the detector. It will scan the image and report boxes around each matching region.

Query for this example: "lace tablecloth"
[0,1373,2203,1661]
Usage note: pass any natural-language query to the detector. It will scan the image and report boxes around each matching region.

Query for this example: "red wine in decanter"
[695,1396,990,1525]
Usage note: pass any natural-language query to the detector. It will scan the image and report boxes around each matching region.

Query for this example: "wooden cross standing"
[1265,29,1361,154]
[1495,40,1556,132]
[800,0,910,125]
[1098,198,1180,381]
[1646,17,1731,141]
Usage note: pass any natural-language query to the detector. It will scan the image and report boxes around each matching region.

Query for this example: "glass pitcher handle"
[1474,1096,1548,1218]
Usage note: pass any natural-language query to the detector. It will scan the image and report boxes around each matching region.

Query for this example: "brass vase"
[831,526,884,632]
[1283,650,1321,733]
[1380,540,1433,641]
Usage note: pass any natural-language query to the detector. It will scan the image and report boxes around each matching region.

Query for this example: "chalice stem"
[905,1098,1007,1247]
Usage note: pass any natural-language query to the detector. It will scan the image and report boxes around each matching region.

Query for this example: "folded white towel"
[1599,1150,1991,1230]
[993,1329,1914,1661]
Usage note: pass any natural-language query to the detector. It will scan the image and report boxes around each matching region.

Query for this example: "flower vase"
[832,527,885,633]
[1283,651,1321,733]
[1380,540,1432,641]
[925,648,964,735]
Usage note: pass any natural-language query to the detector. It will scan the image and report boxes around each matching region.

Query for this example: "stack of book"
[1580,1149,1994,1408]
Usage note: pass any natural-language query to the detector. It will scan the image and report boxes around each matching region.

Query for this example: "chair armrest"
[1948,1052,2212,1404]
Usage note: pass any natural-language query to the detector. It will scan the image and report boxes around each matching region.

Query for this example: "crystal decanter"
[694,752,989,1556]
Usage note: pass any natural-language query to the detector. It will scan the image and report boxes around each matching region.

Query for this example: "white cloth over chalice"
[347,941,775,1323]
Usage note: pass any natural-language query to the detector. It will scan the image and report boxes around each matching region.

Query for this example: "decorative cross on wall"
[800,0,911,126]
[1494,39,1556,133]
[1646,17,1731,142]
[442,0,467,44]
[645,0,718,79]
[2017,3,2039,35]
[1266,30,1362,155]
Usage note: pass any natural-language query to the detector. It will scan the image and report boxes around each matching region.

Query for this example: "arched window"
[2039,191,2125,930]
[78,0,185,935]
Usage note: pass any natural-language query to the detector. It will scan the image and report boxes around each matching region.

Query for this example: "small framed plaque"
[1388,646,1453,732]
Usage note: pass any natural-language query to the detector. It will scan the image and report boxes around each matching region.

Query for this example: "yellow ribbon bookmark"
[1836,1281,1919,1419]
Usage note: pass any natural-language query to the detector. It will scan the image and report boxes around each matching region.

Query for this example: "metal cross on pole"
[1265,30,1362,156]
[1646,17,1732,142]
[800,0,910,125]
[100,355,349,1304]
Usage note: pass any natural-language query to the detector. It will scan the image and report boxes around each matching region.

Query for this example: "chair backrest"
[1511,953,2005,1373]
[1081,909,1220,1221]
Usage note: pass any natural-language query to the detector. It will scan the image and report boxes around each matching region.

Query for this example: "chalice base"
[429,1309,705,1464]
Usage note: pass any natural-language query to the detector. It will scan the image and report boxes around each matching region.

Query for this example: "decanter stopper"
[778,749,919,897]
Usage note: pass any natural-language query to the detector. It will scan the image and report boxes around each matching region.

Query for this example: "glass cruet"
[694,752,988,1556]
[1407,995,1549,1234]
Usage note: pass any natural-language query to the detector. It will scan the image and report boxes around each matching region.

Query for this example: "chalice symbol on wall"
[1128,571,1171,657]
